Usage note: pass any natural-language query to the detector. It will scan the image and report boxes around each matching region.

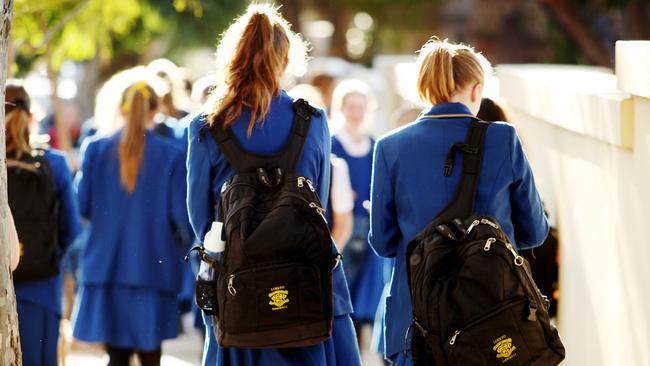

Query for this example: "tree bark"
[540,0,613,67]
[0,0,22,365]
[277,0,302,35]
[322,4,352,59]
[45,45,73,160]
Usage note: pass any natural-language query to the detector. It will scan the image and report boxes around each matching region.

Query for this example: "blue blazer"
[186,90,353,316]
[14,149,81,315]
[76,130,192,295]
[369,102,549,358]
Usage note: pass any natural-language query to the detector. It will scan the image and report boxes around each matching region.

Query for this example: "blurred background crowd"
[9,0,650,365]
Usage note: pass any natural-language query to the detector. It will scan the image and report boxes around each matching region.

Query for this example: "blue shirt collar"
[421,102,474,118]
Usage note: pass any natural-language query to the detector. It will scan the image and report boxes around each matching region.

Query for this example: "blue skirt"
[201,313,361,366]
[72,284,179,351]
[347,216,387,323]
[16,300,59,366]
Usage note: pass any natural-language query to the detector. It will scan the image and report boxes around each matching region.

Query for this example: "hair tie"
[122,81,152,112]
[5,99,30,114]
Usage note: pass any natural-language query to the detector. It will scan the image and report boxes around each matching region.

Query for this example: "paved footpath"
[65,315,204,366]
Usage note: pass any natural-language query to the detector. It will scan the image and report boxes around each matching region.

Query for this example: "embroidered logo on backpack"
[493,335,517,362]
[268,286,290,310]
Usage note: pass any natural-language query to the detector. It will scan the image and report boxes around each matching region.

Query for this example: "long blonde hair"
[207,4,307,135]
[118,81,158,194]
[416,38,492,106]
[5,82,32,159]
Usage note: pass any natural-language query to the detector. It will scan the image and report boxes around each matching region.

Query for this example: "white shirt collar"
[334,127,371,157]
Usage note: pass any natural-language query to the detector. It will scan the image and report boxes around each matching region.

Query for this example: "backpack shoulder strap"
[207,115,248,173]
[279,98,316,171]
[438,120,491,221]
[208,98,317,174]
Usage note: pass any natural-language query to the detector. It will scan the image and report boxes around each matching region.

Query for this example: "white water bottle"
[204,221,226,254]
[197,222,225,281]
[196,222,225,314]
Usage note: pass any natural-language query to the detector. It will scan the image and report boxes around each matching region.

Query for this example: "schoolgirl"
[72,80,192,366]
[369,38,549,365]
[186,5,361,366]
[7,81,81,366]
[330,79,386,335]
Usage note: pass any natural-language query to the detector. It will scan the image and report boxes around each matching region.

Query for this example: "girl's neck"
[344,124,364,143]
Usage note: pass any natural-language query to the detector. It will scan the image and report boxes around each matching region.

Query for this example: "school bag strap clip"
[185,245,226,273]
[444,142,480,177]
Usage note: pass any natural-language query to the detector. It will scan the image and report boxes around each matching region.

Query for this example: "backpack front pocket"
[446,297,548,366]
[223,262,325,335]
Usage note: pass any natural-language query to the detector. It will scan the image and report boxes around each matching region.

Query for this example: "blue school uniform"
[331,134,386,323]
[152,115,197,317]
[14,149,81,366]
[72,130,192,351]
[187,90,360,366]
[369,102,549,363]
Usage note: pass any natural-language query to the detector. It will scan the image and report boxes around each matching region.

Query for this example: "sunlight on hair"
[415,37,493,106]
[94,67,166,136]
[207,3,309,135]
[214,4,308,82]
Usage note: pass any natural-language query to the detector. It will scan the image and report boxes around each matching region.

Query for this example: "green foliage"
[173,0,204,17]
[158,0,246,59]
[13,0,158,72]
[12,0,243,75]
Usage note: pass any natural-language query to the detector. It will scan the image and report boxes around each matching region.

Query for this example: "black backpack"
[406,119,565,365]
[202,99,340,348]
[8,150,60,282]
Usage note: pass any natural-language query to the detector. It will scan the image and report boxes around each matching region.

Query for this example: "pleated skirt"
[72,284,179,351]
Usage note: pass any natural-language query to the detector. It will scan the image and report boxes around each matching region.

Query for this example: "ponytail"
[208,4,306,135]
[6,109,30,159]
[416,38,491,105]
[5,82,32,159]
[119,81,157,194]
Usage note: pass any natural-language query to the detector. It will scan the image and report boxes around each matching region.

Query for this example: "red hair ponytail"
[208,4,305,135]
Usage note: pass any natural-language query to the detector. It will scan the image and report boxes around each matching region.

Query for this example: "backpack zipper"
[483,237,496,251]
[449,330,461,345]
[478,238,539,320]
[505,242,525,267]
[448,296,528,347]
[226,262,318,297]
[481,237,524,267]
[297,177,316,192]
[309,202,327,223]
[227,274,236,296]
[466,218,500,235]
[480,218,499,229]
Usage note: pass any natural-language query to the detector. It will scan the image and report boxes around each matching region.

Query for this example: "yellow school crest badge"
[493,335,517,362]
[268,286,290,310]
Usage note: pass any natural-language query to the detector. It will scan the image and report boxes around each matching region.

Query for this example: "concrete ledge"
[497,64,634,149]
[616,41,650,100]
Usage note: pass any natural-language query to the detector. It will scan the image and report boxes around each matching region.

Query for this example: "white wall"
[497,41,650,366]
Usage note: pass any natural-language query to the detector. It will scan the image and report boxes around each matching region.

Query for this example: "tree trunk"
[540,0,613,67]
[0,0,22,365]
[45,46,72,157]
[312,1,352,60]
[76,55,100,123]
[277,0,302,35]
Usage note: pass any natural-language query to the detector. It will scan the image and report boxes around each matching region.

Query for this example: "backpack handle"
[257,167,283,188]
